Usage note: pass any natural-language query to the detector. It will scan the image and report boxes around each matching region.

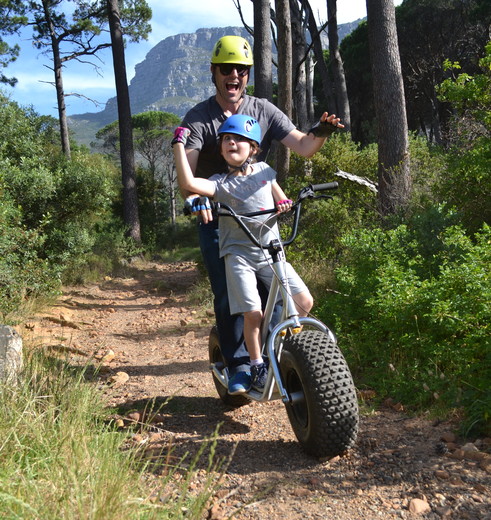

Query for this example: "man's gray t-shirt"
[181,95,295,179]
[209,162,280,266]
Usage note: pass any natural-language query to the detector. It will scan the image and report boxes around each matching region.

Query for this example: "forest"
[0,0,490,439]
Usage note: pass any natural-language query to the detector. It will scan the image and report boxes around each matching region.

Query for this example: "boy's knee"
[296,291,313,315]
[305,294,314,313]
[244,309,262,323]
[308,292,314,308]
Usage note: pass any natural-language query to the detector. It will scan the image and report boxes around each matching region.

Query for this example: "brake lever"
[312,194,333,201]
[296,187,316,203]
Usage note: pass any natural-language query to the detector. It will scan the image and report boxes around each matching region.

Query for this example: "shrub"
[0,96,123,314]
[318,215,490,435]
[435,42,491,232]
[0,190,58,321]
[284,133,379,270]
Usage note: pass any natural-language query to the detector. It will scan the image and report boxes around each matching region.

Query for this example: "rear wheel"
[280,330,358,458]
[208,326,249,407]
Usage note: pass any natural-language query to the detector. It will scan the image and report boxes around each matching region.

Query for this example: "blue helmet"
[217,114,261,146]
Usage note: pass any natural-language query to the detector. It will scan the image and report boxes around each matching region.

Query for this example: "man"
[180,35,341,395]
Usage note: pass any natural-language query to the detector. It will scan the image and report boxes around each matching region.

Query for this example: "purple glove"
[171,126,191,146]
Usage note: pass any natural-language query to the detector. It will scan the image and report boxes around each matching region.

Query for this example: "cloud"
[6,72,52,92]
[63,74,115,92]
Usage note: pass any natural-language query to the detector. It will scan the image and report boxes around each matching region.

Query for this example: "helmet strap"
[227,156,252,174]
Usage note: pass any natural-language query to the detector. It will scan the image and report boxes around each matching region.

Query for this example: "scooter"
[208,182,359,458]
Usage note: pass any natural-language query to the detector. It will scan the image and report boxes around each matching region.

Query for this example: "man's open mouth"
[226,82,239,91]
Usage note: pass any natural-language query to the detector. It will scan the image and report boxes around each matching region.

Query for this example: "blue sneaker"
[228,371,251,395]
[251,362,268,391]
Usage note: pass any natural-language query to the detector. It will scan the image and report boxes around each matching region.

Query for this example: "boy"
[172,114,313,393]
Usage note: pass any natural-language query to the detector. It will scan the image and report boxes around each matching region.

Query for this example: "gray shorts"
[224,254,308,315]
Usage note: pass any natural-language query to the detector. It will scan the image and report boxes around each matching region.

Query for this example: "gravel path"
[24,260,491,519]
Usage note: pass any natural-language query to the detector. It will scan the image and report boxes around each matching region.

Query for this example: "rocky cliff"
[70,26,250,129]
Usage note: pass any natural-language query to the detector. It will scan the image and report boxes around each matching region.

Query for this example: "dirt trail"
[21,260,490,520]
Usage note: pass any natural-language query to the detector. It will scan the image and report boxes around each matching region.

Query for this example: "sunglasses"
[217,63,250,77]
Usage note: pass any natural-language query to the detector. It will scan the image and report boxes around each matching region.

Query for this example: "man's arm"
[281,112,343,158]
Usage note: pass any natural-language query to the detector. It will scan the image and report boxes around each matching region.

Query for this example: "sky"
[2,0,402,118]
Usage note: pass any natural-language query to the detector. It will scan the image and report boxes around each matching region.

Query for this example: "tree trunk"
[327,0,351,130]
[168,164,177,228]
[107,0,141,242]
[306,52,315,123]
[291,0,308,130]
[253,0,273,101]
[302,0,336,113]
[366,0,411,216]
[275,0,293,183]
[42,0,71,159]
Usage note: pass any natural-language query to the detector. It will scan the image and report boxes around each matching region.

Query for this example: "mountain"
[70,27,249,132]
[69,22,363,146]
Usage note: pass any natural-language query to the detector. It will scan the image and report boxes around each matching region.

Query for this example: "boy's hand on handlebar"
[276,199,293,214]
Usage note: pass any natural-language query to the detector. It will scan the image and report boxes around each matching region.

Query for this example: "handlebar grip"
[311,182,339,191]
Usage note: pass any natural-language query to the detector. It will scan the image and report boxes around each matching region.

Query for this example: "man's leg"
[198,221,250,375]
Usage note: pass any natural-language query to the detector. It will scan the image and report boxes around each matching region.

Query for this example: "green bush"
[0,190,58,320]
[285,133,446,265]
[435,41,491,233]
[284,133,379,266]
[435,136,491,233]
[1,150,120,281]
[0,95,125,316]
[318,214,490,435]
[41,153,119,265]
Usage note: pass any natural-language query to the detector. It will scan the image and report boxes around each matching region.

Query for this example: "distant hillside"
[69,21,363,147]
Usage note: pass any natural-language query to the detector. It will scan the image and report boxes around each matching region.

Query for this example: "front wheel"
[280,330,358,458]
[208,326,249,408]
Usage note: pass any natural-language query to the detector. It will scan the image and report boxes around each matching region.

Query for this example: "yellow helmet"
[210,36,253,66]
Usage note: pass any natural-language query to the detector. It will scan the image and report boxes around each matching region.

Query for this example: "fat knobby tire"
[208,327,249,408]
[280,329,359,458]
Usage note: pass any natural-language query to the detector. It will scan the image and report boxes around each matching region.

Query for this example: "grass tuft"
[0,347,224,519]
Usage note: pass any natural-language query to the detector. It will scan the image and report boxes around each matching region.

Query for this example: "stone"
[464,450,487,462]
[127,411,141,422]
[479,456,491,474]
[435,506,453,517]
[434,470,450,480]
[440,432,457,443]
[108,371,130,387]
[100,349,116,363]
[0,325,23,383]
[408,498,431,514]
[448,449,465,460]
